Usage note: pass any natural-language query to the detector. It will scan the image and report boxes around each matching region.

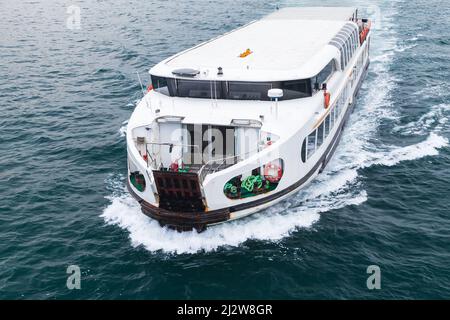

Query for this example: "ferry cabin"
[126,7,372,231]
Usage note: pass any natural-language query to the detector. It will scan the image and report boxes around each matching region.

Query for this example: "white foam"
[392,104,450,136]
[101,5,448,254]
[119,120,128,137]
[101,179,367,254]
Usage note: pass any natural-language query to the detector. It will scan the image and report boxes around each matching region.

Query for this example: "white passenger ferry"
[127,7,372,232]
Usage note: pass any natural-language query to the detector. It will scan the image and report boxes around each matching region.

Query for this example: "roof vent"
[172,68,200,77]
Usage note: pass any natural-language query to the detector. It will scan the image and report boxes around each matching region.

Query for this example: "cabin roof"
[150,7,357,81]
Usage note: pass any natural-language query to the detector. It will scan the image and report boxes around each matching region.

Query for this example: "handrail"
[144,140,272,182]
[144,142,200,168]
[198,145,264,183]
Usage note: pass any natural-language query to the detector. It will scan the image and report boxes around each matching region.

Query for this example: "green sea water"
[0,0,449,299]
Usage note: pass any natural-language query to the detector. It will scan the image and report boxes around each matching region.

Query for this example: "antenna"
[136,71,146,97]
[136,71,153,112]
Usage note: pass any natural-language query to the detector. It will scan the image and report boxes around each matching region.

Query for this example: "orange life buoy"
[324,91,331,109]
[264,162,282,183]
[147,84,153,92]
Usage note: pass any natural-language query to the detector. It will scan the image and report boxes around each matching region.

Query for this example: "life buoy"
[324,91,331,109]
[147,84,153,92]
[264,162,282,183]
[169,161,179,172]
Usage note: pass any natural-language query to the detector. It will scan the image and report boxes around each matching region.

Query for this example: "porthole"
[130,171,146,192]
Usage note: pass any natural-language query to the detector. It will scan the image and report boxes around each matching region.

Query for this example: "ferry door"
[183,125,236,167]
[159,122,182,168]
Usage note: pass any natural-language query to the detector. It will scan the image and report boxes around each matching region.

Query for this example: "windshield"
[151,76,312,101]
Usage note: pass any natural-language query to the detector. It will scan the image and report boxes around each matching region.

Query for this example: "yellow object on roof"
[239,48,253,58]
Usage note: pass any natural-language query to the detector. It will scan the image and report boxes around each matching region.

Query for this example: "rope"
[241,175,263,192]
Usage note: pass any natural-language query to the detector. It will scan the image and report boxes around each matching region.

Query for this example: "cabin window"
[345,40,351,64]
[313,60,336,89]
[350,36,355,57]
[353,29,359,50]
[324,115,330,137]
[336,35,348,67]
[317,121,324,148]
[334,103,339,121]
[280,79,311,99]
[227,82,273,101]
[151,76,170,95]
[176,79,222,99]
[307,130,316,159]
[330,109,335,128]
[301,139,306,163]
[149,77,313,100]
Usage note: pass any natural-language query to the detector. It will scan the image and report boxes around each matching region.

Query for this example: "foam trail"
[393,104,450,136]
[101,5,448,254]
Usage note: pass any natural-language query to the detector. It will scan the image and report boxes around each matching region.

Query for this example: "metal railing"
[141,140,265,182]
[143,142,201,169]
[198,146,262,183]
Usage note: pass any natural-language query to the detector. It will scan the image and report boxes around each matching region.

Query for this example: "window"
[151,76,170,95]
[313,60,336,89]
[345,39,351,63]
[176,80,222,99]
[227,82,272,101]
[307,130,316,159]
[301,139,306,163]
[340,47,345,69]
[149,77,313,101]
[350,36,355,56]
[280,80,311,99]
[336,35,348,66]
[353,29,359,50]
[324,115,330,137]
[330,40,345,69]
[329,23,359,70]
[330,109,335,128]
[317,121,324,147]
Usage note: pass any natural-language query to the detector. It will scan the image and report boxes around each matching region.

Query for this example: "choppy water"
[1,0,449,299]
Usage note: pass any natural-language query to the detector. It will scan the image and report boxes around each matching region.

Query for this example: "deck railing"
[141,141,263,182]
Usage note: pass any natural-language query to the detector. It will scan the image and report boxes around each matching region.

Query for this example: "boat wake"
[100,8,449,254]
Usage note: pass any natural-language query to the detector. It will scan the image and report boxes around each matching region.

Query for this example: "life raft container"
[264,162,282,183]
